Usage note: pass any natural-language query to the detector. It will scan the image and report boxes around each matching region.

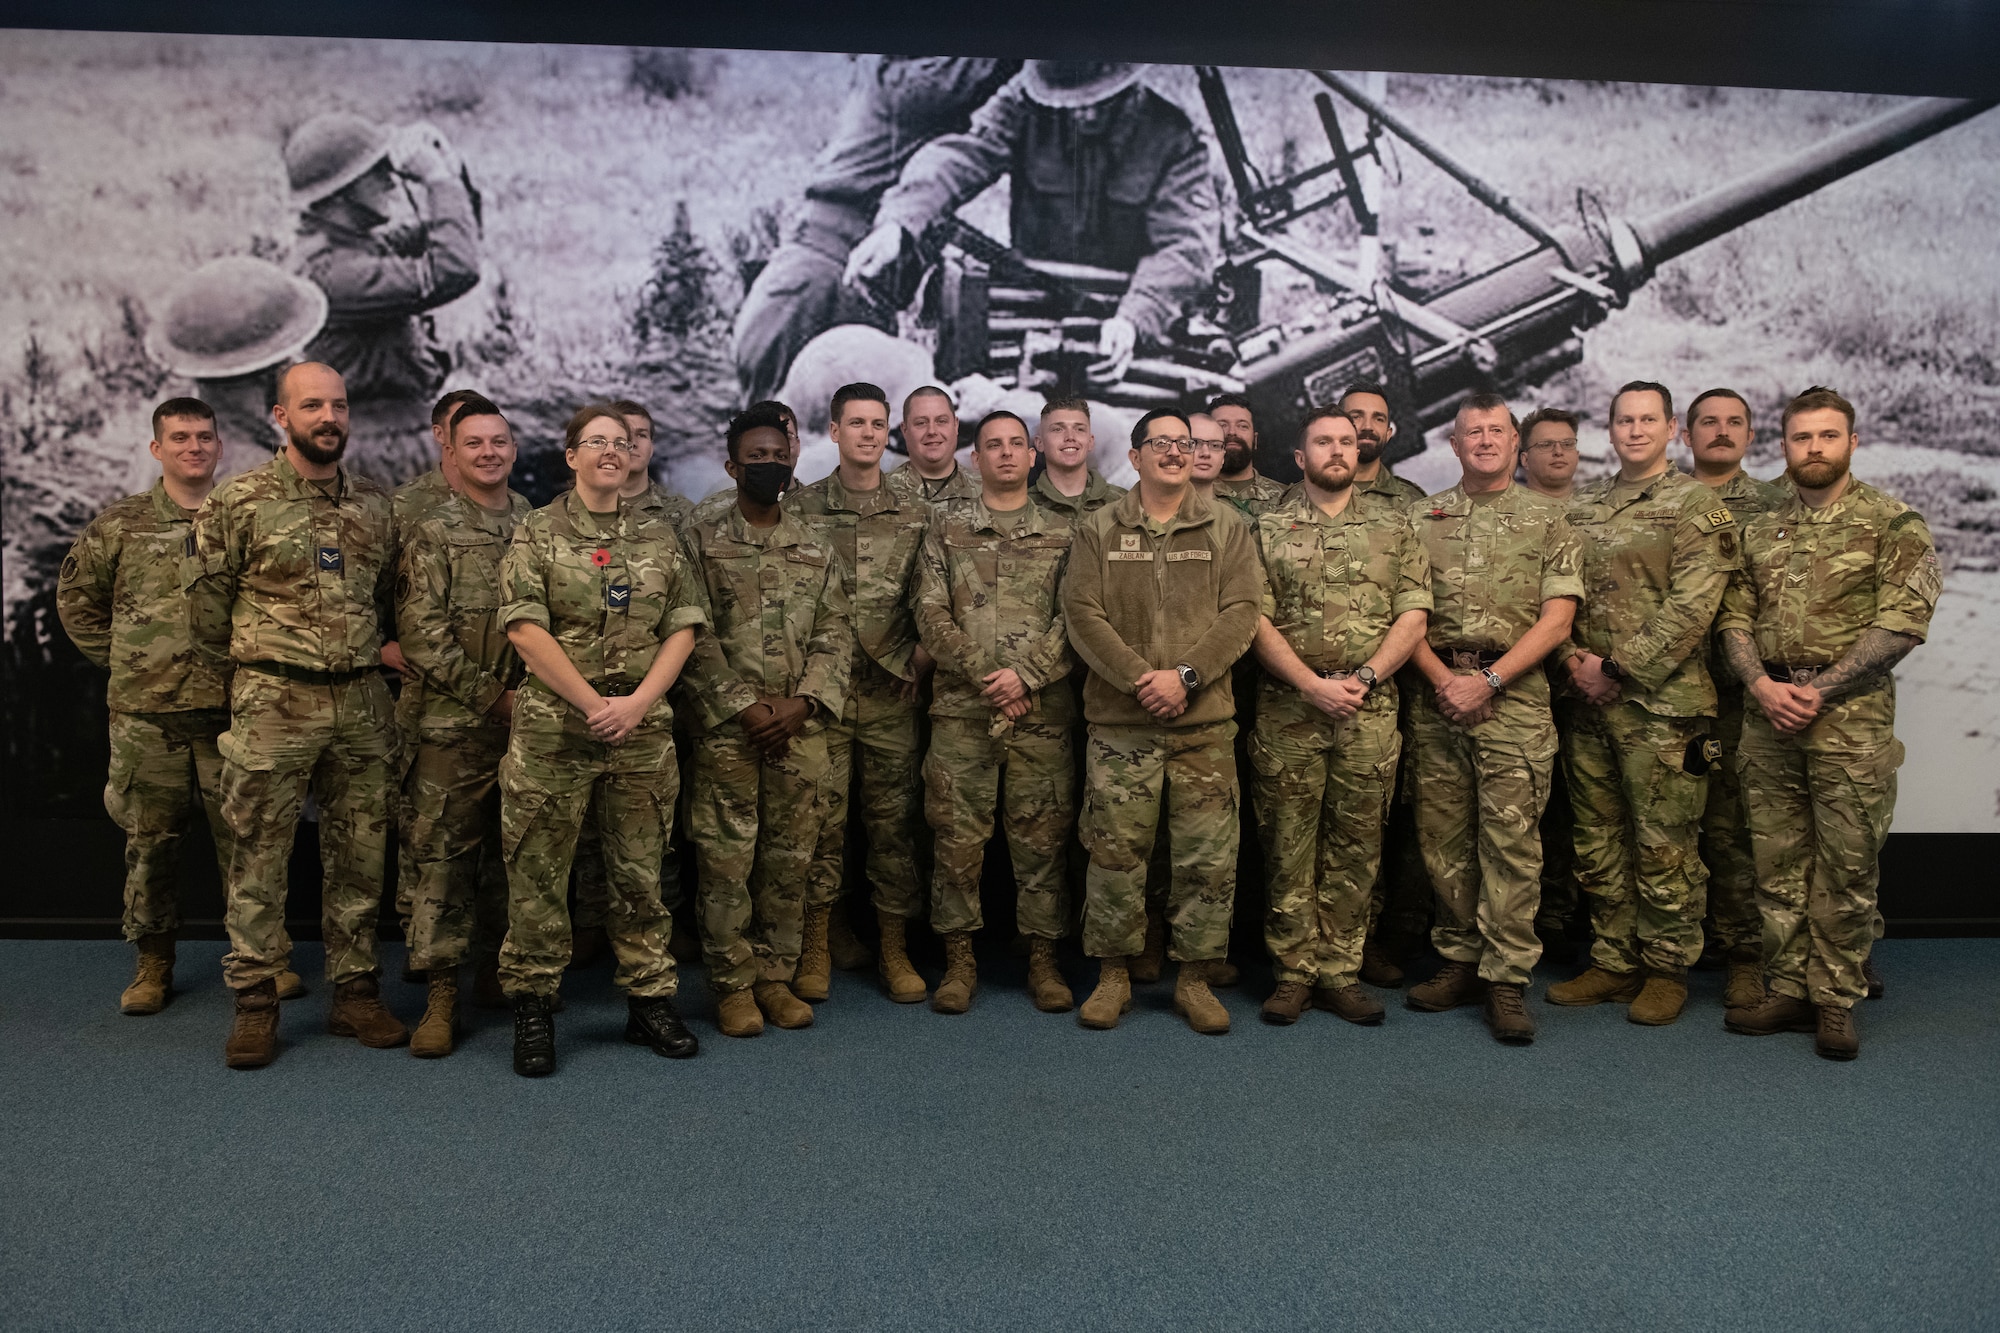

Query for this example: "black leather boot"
[626,995,699,1059]
[512,994,556,1077]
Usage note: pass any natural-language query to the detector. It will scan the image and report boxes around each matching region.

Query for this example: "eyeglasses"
[574,437,636,454]
[1527,437,1579,452]
[1142,436,1195,455]
[1188,439,1226,455]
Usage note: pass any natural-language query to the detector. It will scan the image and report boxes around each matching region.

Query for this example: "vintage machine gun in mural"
[928,72,1995,469]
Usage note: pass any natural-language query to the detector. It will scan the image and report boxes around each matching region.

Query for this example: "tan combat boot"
[794,903,833,1002]
[224,979,280,1069]
[1261,980,1311,1026]
[1026,937,1073,1013]
[410,968,460,1058]
[1173,961,1230,1035]
[932,932,978,1014]
[1078,957,1132,1030]
[876,909,927,1003]
[752,979,815,1029]
[120,933,175,1015]
[1815,1003,1860,1060]
[1723,958,1765,1011]
[716,987,764,1038]
[1628,970,1689,1026]
[275,969,306,1001]
[328,976,409,1048]
[1406,960,1484,1011]
[1724,990,1816,1036]
[827,904,873,971]
[1545,965,1644,1007]
[1130,907,1167,984]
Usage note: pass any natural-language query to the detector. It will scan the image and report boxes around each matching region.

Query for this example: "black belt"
[1763,661,1833,685]
[597,680,639,697]
[1439,647,1506,670]
[242,661,375,686]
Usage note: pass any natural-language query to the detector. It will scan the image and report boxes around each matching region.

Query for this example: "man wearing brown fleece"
[1060,409,1263,1034]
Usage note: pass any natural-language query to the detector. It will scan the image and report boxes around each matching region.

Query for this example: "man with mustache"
[186,362,406,1068]
[1206,393,1287,519]
[1717,387,1938,1060]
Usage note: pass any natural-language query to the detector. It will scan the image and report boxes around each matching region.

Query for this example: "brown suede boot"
[1627,970,1688,1026]
[1261,980,1310,1026]
[224,979,280,1069]
[1313,983,1386,1026]
[1129,907,1167,984]
[1406,960,1484,1012]
[827,904,873,970]
[328,976,409,1048]
[1078,957,1132,1029]
[752,979,815,1029]
[794,903,833,1002]
[1723,960,1765,1011]
[1359,940,1405,988]
[1724,990,1817,1036]
[410,968,459,1058]
[275,969,306,1001]
[1545,965,1644,1007]
[1483,982,1536,1045]
[1025,937,1073,1013]
[876,910,927,1003]
[715,987,764,1038]
[1173,961,1230,1034]
[931,932,977,1014]
[120,933,175,1015]
[1815,1003,1860,1060]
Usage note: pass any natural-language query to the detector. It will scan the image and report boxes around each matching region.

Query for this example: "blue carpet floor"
[2,937,1996,1332]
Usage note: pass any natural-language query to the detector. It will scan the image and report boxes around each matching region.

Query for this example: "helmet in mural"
[147,256,329,380]
[284,112,394,207]
[1019,61,1144,109]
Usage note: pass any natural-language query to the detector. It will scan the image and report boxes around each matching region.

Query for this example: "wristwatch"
[1176,664,1201,691]
[1482,667,1506,692]
[1354,665,1378,692]
[1599,656,1629,683]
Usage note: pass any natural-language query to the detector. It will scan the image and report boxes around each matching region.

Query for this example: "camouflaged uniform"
[1213,469,1288,521]
[185,454,398,991]
[1062,487,1262,961]
[886,460,982,509]
[1278,467,1425,512]
[395,489,529,971]
[678,504,852,991]
[389,468,458,934]
[1717,478,1939,1009]
[494,491,707,1001]
[636,480,694,529]
[1249,491,1431,990]
[1554,468,1741,976]
[787,471,932,919]
[58,481,234,943]
[1031,467,1126,520]
[913,498,1076,939]
[1408,484,1583,986]
[1697,470,1791,962]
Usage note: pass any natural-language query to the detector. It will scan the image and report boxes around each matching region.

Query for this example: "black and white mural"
[3,31,1996,829]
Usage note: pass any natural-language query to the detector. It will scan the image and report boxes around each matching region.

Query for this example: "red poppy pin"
[590,548,611,567]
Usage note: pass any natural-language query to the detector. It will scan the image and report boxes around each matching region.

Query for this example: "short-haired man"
[1546,382,1740,1025]
[914,409,1079,1014]
[394,395,530,1055]
[1061,409,1262,1033]
[788,382,937,1002]
[614,398,694,528]
[1187,412,1227,493]
[1250,408,1430,1026]
[1682,388,1790,1006]
[59,400,299,1014]
[1518,407,1582,501]
[888,385,981,506]
[679,406,854,1037]
[1405,392,1582,1044]
[684,399,804,529]
[1031,396,1126,517]
[1206,393,1286,518]
[1339,382,1426,507]
[1717,388,1937,1060]
[186,363,406,1068]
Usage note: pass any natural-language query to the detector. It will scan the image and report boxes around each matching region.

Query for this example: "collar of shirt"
[1109,483,1216,535]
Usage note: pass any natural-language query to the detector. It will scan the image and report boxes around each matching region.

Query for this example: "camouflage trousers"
[403,723,509,971]
[1409,686,1555,986]
[496,688,678,1001]
[392,686,421,936]
[104,708,234,942]
[1736,686,1901,1009]
[216,670,395,990]
[689,719,828,992]
[924,714,1075,940]
[1562,699,1712,974]
[811,661,926,919]
[1249,685,1400,989]
[573,710,691,929]
[1699,679,1761,959]
[1369,674,1433,946]
[1081,721,1239,962]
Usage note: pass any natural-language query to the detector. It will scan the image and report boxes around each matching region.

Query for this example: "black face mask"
[738,461,792,506]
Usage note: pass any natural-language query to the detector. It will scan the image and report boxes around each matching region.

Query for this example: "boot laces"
[1821,1004,1853,1036]
[515,1002,553,1046]
[1489,983,1526,1018]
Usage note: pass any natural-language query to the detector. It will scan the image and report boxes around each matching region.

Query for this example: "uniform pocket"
[498,755,552,861]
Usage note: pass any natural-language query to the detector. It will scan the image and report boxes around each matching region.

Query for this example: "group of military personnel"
[59,358,1938,1075]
